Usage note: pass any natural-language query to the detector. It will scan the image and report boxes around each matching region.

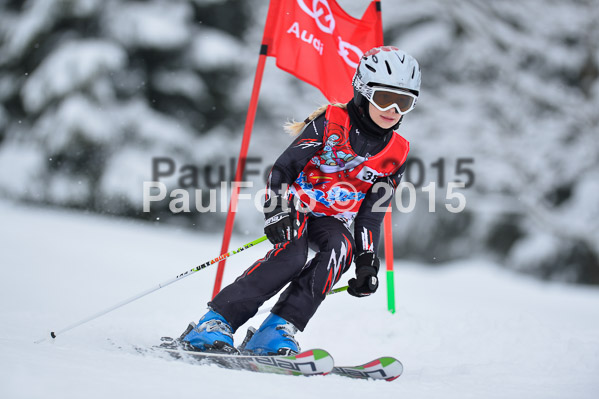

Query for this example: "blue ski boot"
[180,309,238,354]
[244,313,300,356]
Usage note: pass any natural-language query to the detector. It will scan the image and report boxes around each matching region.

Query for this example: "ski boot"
[178,309,238,354]
[244,313,300,356]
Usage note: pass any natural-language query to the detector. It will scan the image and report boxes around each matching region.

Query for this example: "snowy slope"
[1,200,598,399]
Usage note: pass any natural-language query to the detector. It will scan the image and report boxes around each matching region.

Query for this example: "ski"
[155,343,334,377]
[332,357,403,381]
[141,334,401,381]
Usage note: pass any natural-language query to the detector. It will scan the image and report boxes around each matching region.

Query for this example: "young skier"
[179,46,421,355]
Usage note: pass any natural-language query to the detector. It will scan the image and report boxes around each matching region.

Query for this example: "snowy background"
[0,0,598,397]
[1,0,598,282]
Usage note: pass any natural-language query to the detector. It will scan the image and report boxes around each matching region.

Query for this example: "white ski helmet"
[352,46,421,108]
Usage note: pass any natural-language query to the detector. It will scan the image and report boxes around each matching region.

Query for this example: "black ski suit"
[209,102,406,331]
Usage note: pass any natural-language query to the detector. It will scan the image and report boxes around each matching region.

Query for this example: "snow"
[21,39,127,113]
[1,200,598,398]
[189,27,249,71]
[45,174,90,206]
[33,94,117,153]
[0,141,46,200]
[103,1,192,50]
[99,147,157,207]
[1,0,60,60]
[152,70,208,102]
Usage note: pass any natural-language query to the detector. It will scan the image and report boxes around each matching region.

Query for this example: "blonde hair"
[284,103,347,136]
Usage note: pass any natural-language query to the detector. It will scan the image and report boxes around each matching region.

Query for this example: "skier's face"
[368,103,401,129]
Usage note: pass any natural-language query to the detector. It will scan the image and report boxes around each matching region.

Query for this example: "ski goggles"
[353,75,418,115]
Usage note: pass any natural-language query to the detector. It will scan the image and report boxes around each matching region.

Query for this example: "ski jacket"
[289,105,408,220]
[267,104,409,254]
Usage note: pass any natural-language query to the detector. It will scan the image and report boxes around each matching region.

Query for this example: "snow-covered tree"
[375,0,599,283]
[0,0,251,221]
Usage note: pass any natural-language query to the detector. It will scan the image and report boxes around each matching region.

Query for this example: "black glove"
[348,251,380,297]
[263,195,296,245]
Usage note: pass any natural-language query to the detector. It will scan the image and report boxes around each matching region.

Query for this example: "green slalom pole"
[329,285,348,295]
[386,270,396,313]
[383,209,396,314]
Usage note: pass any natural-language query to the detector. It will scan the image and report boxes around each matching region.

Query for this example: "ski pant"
[209,213,355,332]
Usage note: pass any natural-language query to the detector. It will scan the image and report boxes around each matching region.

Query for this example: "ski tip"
[371,356,403,380]
[381,358,403,381]
[378,356,401,367]
[332,356,403,381]
[292,349,334,374]
[294,348,333,362]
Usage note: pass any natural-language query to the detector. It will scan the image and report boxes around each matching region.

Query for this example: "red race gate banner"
[262,0,383,102]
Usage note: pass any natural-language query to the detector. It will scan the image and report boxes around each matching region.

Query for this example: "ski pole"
[329,285,348,295]
[255,285,349,317]
[34,235,269,344]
